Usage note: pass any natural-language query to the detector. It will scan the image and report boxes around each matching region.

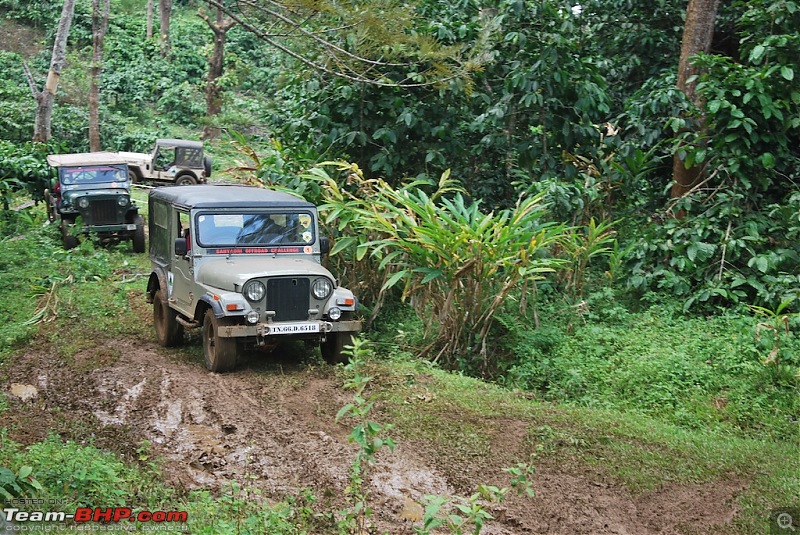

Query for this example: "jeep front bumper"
[216,319,361,339]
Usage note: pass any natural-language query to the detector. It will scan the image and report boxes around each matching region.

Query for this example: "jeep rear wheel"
[203,155,212,179]
[321,332,353,365]
[203,309,237,372]
[61,219,78,249]
[132,214,145,253]
[175,175,197,186]
[154,288,184,347]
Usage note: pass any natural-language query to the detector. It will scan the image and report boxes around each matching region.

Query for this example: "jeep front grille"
[267,278,310,321]
[89,200,119,225]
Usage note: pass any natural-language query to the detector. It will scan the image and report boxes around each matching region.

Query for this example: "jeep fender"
[146,270,168,303]
[324,287,358,314]
[126,206,140,222]
[197,294,224,320]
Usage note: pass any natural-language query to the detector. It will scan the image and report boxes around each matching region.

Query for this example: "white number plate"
[269,323,320,335]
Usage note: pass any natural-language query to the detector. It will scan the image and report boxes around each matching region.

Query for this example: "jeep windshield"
[59,165,128,185]
[196,212,315,247]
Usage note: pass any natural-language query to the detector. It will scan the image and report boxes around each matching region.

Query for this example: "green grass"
[0,193,152,363]
[497,288,799,441]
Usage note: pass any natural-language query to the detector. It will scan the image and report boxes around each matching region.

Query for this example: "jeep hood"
[118,151,151,166]
[197,256,334,292]
[63,187,130,199]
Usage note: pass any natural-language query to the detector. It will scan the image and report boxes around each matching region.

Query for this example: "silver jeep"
[145,185,361,371]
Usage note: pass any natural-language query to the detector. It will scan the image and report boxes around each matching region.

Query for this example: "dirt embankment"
[4,333,745,534]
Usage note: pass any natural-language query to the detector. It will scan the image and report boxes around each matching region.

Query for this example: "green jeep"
[145,185,362,371]
[45,152,145,252]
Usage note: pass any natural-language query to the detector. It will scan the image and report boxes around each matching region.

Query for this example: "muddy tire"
[321,332,353,365]
[203,309,237,372]
[132,214,145,253]
[203,155,212,179]
[154,288,183,347]
[175,174,197,186]
[128,168,140,183]
[44,189,55,222]
[61,219,78,249]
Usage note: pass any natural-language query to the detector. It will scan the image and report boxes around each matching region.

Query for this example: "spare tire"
[203,155,212,180]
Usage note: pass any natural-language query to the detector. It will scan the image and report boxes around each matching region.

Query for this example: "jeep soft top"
[149,184,314,210]
[46,152,130,168]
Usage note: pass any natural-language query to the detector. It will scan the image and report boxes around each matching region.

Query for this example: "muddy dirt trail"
[5,331,745,534]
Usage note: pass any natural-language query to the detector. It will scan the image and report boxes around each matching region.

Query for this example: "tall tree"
[671,0,721,199]
[159,0,173,55]
[89,0,111,152]
[146,0,154,39]
[199,6,236,140]
[22,0,76,142]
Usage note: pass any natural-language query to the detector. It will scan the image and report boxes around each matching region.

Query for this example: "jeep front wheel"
[61,219,78,249]
[321,332,353,365]
[154,288,184,347]
[132,214,145,253]
[203,309,237,372]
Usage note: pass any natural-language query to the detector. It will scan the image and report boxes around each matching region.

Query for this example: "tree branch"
[21,62,40,99]
[204,0,469,87]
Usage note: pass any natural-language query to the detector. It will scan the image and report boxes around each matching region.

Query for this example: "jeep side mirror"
[174,237,188,256]
[320,236,330,256]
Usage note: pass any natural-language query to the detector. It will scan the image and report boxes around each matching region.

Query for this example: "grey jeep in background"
[120,138,211,186]
[145,185,361,371]
[45,152,145,252]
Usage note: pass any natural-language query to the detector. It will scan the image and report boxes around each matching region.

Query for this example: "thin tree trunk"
[89,0,110,152]
[159,0,173,55]
[28,0,76,143]
[199,7,236,140]
[146,0,154,39]
[671,0,720,199]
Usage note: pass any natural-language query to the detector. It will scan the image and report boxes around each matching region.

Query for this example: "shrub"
[307,162,567,374]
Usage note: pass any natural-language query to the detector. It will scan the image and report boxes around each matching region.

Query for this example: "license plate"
[268,323,320,335]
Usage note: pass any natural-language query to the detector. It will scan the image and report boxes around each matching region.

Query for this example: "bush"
[504,291,799,441]
[307,162,568,374]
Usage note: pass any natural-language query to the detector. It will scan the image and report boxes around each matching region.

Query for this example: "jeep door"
[171,210,194,313]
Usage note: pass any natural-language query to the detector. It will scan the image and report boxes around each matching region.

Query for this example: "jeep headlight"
[77,197,89,209]
[243,280,266,302]
[117,196,129,206]
[312,278,332,300]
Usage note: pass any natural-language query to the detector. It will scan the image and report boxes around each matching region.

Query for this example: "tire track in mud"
[89,344,354,496]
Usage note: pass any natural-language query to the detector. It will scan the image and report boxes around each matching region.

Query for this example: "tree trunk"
[29,0,76,143]
[671,0,720,199]
[159,0,173,55]
[146,0,154,39]
[199,7,236,140]
[89,0,110,152]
